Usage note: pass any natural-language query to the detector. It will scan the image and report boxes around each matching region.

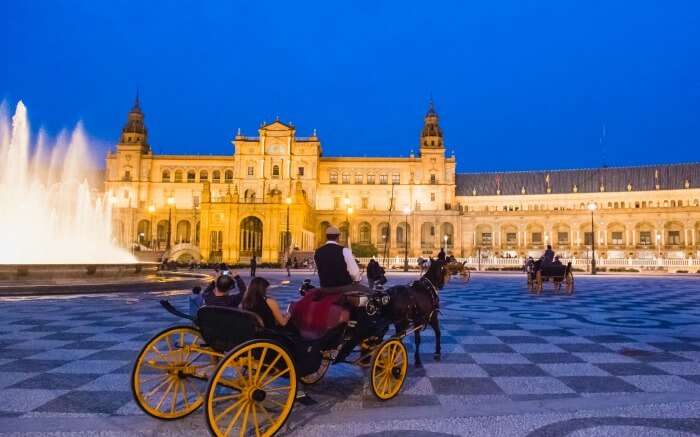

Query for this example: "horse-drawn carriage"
[131,273,442,436]
[444,259,471,281]
[526,260,574,294]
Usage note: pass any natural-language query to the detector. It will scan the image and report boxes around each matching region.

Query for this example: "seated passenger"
[203,273,246,307]
[314,226,369,293]
[541,245,555,266]
[553,255,562,265]
[241,277,289,329]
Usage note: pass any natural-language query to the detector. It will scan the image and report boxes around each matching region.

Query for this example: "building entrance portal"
[241,216,263,258]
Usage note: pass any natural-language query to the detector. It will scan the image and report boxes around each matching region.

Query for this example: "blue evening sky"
[2,1,699,172]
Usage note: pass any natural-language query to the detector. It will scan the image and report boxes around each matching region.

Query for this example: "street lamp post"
[403,207,411,272]
[148,204,156,250]
[656,232,661,258]
[443,234,448,252]
[166,196,175,250]
[285,196,292,259]
[587,202,597,274]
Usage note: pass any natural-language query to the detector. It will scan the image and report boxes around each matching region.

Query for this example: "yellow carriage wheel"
[300,358,330,385]
[370,338,407,401]
[205,340,297,437]
[131,326,214,420]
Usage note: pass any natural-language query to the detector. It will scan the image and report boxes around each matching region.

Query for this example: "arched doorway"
[176,220,191,244]
[137,219,151,246]
[241,216,263,257]
[156,220,169,250]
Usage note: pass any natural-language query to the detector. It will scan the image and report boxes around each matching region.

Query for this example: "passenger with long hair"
[240,277,289,329]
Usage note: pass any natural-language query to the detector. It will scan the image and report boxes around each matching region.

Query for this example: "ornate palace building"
[106,97,700,264]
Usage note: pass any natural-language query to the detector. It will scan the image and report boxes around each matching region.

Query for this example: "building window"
[355,174,363,184]
[379,174,388,184]
[174,170,183,183]
[532,232,542,244]
[330,172,338,184]
[430,193,435,202]
[584,232,593,245]
[298,166,304,176]
[247,166,254,176]
[272,165,280,178]
[367,174,375,184]
[557,232,569,244]
[361,197,368,209]
[199,170,208,181]
[506,232,517,245]
[430,173,437,184]
[481,233,492,246]
[123,170,131,181]
[162,170,170,182]
[668,231,681,245]
[392,174,400,184]
[224,170,233,183]
[212,170,221,183]
[639,231,652,245]
[187,170,196,183]
[334,197,340,209]
[611,231,623,245]
[342,173,350,184]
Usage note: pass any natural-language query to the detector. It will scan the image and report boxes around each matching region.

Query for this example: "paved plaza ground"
[0,271,700,436]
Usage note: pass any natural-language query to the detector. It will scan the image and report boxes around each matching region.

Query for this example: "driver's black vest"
[314,243,353,287]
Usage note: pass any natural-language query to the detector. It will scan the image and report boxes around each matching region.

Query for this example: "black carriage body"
[196,306,339,378]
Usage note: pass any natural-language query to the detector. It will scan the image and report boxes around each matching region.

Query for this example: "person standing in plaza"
[285,256,292,277]
[250,255,257,277]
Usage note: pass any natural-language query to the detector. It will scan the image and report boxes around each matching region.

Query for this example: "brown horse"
[384,260,444,367]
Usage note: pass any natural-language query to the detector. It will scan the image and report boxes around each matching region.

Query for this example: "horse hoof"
[433,354,441,361]
[414,361,423,368]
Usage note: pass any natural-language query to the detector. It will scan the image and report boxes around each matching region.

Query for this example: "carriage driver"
[314,226,370,293]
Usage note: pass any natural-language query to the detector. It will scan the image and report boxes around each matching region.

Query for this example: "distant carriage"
[526,259,574,294]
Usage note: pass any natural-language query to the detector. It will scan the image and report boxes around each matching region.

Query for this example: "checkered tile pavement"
[1,274,700,418]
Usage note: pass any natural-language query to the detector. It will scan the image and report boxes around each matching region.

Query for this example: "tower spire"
[420,98,443,148]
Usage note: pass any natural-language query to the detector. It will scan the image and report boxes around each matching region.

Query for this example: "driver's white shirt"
[325,240,361,282]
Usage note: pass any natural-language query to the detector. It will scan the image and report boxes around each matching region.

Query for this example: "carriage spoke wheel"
[131,326,212,419]
[566,273,575,295]
[370,339,407,401]
[206,340,297,437]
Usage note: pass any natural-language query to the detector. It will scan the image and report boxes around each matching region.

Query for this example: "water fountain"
[0,101,156,282]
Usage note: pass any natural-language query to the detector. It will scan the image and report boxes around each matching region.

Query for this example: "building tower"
[119,92,149,153]
[420,99,444,149]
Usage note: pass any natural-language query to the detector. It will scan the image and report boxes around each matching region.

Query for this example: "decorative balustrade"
[355,256,700,270]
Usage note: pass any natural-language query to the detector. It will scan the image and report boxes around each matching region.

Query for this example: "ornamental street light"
[443,234,448,251]
[166,196,175,250]
[285,196,292,258]
[587,201,597,274]
[656,232,661,258]
[147,204,156,250]
[403,206,411,272]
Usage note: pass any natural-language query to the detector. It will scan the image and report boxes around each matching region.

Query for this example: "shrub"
[351,243,378,258]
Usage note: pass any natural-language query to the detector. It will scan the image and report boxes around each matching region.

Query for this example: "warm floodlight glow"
[587,202,597,211]
[285,196,292,205]
[347,206,353,214]
[403,206,411,215]
[344,197,350,206]
[0,101,135,264]
[147,204,156,213]
[167,196,175,206]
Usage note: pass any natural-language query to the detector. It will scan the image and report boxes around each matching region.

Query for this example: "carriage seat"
[289,289,351,341]
[539,264,568,278]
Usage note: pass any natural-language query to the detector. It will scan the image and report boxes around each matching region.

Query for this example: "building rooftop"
[456,162,700,196]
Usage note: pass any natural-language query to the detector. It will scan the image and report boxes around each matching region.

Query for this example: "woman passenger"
[240,277,289,329]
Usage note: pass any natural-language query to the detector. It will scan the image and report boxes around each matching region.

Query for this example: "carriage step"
[296,392,317,405]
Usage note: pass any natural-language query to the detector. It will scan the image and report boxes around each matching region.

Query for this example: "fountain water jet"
[0,101,136,265]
